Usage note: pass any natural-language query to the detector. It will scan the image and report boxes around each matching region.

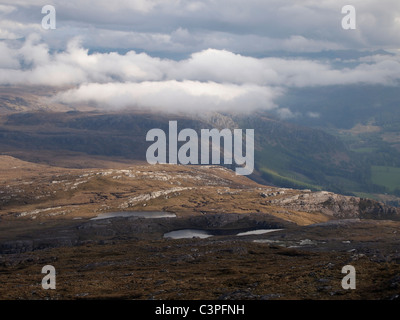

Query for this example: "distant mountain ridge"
[0,86,398,205]
[0,108,366,194]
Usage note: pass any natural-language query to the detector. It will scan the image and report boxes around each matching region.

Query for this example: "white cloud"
[0,1,399,118]
[1,0,400,54]
[53,81,282,114]
[0,4,16,16]
[2,37,397,88]
[307,112,320,118]
[1,36,400,115]
[0,42,20,68]
[276,107,297,119]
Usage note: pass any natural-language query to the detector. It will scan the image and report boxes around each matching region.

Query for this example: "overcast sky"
[1,0,400,116]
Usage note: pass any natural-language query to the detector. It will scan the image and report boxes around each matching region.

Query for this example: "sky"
[1,0,400,116]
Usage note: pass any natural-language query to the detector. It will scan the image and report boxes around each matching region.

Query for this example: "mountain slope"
[0,86,397,204]
[0,155,397,227]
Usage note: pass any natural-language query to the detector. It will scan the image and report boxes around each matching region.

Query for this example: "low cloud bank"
[1,35,400,115]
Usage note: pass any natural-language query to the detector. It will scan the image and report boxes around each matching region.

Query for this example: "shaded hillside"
[0,108,383,197]
[235,112,372,194]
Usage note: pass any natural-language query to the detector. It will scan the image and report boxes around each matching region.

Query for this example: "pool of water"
[163,229,213,239]
[163,228,283,239]
[236,229,283,236]
[91,211,176,220]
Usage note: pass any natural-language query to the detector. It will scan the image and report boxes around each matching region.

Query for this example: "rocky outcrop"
[270,190,399,219]
[358,198,399,219]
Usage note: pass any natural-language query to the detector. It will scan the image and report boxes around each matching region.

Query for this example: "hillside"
[3,84,400,205]
[0,96,373,196]
[0,154,398,247]
[1,155,400,300]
